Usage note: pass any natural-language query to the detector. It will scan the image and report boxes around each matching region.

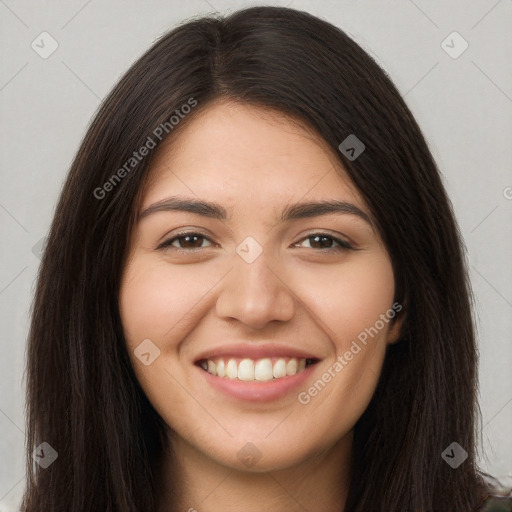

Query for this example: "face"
[119,100,402,473]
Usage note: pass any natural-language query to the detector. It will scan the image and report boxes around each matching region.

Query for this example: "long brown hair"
[22,6,490,511]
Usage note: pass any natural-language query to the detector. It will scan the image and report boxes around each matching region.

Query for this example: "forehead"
[142,100,365,211]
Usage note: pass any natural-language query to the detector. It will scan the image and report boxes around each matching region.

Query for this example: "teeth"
[216,359,225,377]
[272,359,286,378]
[255,358,273,381]
[200,357,311,381]
[286,358,297,375]
[226,359,238,379]
[207,360,217,376]
[238,359,254,381]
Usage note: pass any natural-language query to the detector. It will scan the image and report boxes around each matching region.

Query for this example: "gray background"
[1,0,511,510]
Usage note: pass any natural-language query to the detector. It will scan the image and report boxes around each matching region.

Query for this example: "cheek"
[303,345,386,442]
[118,256,211,415]
[295,252,396,344]
[293,253,394,427]
[119,255,210,347]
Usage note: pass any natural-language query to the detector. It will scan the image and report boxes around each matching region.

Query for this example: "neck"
[156,432,352,512]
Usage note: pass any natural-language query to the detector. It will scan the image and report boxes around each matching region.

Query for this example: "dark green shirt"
[478,493,512,511]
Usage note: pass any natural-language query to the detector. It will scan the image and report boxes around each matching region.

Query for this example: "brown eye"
[158,232,213,251]
[295,233,353,251]
[309,235,336,249]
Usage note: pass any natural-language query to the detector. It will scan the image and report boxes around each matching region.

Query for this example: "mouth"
[193,344,322,402]
[196,356,320,382]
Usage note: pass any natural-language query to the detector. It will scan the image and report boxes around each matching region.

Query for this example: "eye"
[157,231,214,252]
[294,233,354,252]
[157,231,354,253]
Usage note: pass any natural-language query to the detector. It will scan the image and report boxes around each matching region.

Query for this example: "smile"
[197,356,318,382]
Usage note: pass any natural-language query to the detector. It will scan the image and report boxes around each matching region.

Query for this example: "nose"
[215,250,296,329]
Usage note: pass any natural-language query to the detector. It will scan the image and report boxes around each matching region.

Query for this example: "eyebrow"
[138,196,374,227]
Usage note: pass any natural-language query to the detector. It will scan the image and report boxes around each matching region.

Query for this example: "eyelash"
[157,231,355,253]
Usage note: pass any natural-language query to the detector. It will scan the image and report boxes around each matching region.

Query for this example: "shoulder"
[475,472,512,512]
[474,472,512,511]
[477,493,512,511]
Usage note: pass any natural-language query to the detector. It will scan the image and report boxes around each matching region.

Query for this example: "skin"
[119,99,404,512]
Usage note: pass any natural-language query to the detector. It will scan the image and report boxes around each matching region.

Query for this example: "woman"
[21,6,510,511]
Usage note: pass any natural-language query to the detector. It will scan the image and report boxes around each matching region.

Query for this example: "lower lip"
[198,364,318,402]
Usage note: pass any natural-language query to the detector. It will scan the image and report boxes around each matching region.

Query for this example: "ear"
[386,308,406,345]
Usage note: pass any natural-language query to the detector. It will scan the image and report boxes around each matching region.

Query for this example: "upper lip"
[194,343,321,363]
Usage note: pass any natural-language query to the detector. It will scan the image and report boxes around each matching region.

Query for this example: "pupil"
[182,235,201,248]
[312,235,331,249]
